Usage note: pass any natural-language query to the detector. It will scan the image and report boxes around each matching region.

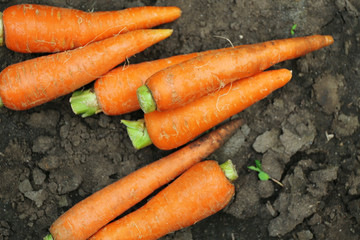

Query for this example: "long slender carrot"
[0,4,181,53]
[123,69,292,150]
[89,160,237,240]
[69,45,246,117]
[137,35,333,113]
[46,118,242,240]
[0,29,172,111]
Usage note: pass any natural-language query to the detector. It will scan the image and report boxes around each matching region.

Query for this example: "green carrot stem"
[220,159,238,181]
[121,119,152,149]
[0,95,3,108]
[43,234,54,240]
[137,85,157,113]
[70,89,102,117]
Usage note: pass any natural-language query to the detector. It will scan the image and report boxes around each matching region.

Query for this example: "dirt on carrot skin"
[0,0,359,240]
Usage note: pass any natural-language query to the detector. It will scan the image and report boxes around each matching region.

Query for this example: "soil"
[0,0,359,239]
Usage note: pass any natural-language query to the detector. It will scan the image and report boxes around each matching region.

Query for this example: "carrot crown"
[121,119,152,149]
[0,96,3,108]
[137,85,157,113]
[220,160,238,181]
[70,89,102,118]
[43,234,53,240]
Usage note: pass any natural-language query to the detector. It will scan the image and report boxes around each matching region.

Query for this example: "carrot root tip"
[70,89,102,118]
[220,160,238,181]
[121,119,152,149]
[137,85,156,113]
[0,12,3,47]
[43,234,54,240]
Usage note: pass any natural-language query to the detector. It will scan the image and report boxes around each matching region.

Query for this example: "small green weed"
[248,160,283,187]
[290,24,297,35]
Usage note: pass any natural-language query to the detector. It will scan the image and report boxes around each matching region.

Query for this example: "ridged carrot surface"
[49,119,242,240]
[2,4,181,53]
[144,35,333,112]
[0,29,172,110]
[90,160,235,240]
[94,46,239,116]
[144,69,292,150]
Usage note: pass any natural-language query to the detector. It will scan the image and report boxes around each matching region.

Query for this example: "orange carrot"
[89,160,237,240]
[123,69,292,150]
[137,35,333,113]
[46,118,242,240]
[70,45,244,117]
[0,29,172,111]
[0,4,181,53]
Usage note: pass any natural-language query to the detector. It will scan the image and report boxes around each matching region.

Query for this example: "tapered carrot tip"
[0,12,3,47]
[137,85,157,113]
[70,89,102,117]
[121,119,152,149]
[325,35,334,46]
[220,159,238,181]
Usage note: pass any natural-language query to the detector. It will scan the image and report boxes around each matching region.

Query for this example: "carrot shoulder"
[1,4,181,53]
[124,69,292,150]
[0,29,172,111]
[47,118,242,240]
[69,45,245,117]
[138,35,333,113]
[90,160,237,240]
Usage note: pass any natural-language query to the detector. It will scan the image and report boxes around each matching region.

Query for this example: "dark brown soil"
[1,0,359,240]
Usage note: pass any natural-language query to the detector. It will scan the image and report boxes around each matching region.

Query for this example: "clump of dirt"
[1,0,360,240]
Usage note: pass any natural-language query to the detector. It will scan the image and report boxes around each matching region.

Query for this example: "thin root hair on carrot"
[213,35,235,48]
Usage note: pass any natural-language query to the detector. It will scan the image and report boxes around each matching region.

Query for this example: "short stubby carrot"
[138,35,334,113]
[0,4,181,53]
[0,29,172,111]
[90,160,238,240]
[70,45,243,117]
[123,69,292,150]
[47,119,242,240]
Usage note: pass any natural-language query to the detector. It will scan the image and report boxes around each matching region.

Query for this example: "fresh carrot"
[69,45,245,117]
[0,29,172,111]
[123,69,292,150]
[0,4,181,53]
[137,35,334,113]
[89,160,237,240]
[46,118,242,240]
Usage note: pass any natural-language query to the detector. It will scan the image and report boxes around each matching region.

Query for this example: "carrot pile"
[0,2,335,239]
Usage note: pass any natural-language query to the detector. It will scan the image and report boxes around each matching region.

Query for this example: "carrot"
[0,29,172,111]
[123,69,292,150]
[89,160,237,240]
[137,35,334,113]
[69,45,245,117]
[46,118,242,240]
[0,4,181,53]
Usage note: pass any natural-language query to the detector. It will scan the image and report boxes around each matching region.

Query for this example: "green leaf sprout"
[248,160,283,187]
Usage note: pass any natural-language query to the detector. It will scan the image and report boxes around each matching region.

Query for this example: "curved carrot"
[90,160,237,240]
[47,118,242,240]
[1,4,181,53]
[0,29,172,111]
[70,45,244,117]
[124,69,292,150]
[138,35,334,113]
